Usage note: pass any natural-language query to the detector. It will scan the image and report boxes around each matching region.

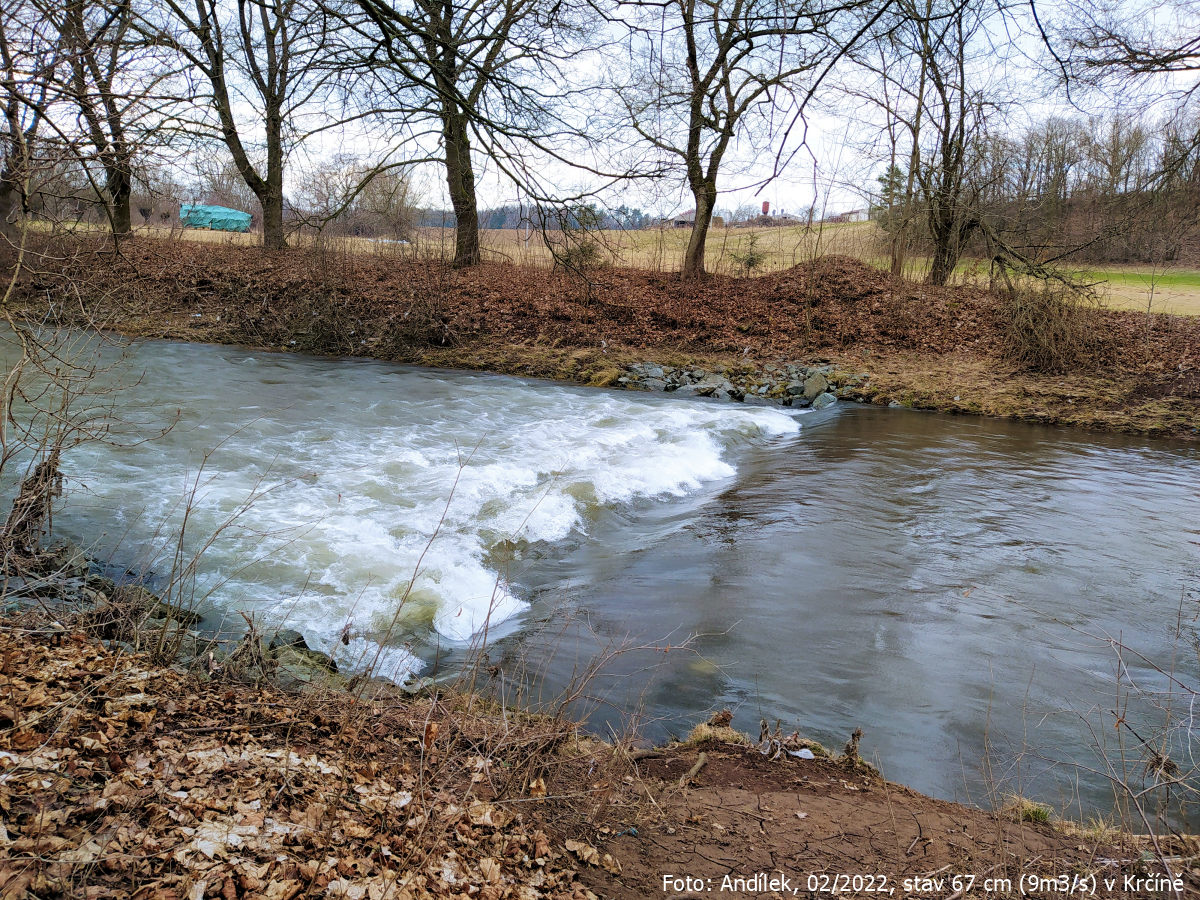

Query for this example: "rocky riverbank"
[10,235,1200,440]
[615,361,852,408]
[4,541,347,695]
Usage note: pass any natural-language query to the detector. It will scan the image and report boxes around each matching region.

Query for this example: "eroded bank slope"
[12,236,1199,440]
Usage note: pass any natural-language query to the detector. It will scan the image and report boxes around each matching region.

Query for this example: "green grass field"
[1076,266,1200,316]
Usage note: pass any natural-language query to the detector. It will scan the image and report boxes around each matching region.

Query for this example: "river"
[14,335,1198,823]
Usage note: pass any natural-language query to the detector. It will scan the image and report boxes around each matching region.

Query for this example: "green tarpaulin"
[180,204,252,232]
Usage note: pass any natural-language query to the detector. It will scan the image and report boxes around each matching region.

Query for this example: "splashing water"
[47,339,800,679]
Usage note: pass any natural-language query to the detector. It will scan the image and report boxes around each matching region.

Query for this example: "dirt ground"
[11,235,1200,440]
[583,743,1198,899]
[4,625,1194,899]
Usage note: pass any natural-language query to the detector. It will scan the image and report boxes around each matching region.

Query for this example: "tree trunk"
[927,206,976,286]
[889,210,907,278]
[927,235,956,286]
[682,180,717,278]
[261,189,285,250]
[261,110,287,250]
[108,166,132,236]
[0,180,20,242]
[443,105,480,267]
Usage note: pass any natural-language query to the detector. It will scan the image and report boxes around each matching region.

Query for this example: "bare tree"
[0,0,56,242]
[192,152,260,211]
[614,0,885,278]
[36,0,179,237]
[847,0,1007,285]
[348,0,603,267]
[143,0,341,250]
[291,152,419,238]
[1062,0,1200,89]
[842,19,928,275]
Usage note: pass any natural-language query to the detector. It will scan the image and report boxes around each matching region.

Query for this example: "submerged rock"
[812,392,838,411]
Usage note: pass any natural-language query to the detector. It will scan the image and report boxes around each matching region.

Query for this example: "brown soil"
[4,625,1192,899]
[582,744,1191,899]
[11,235,1200,440]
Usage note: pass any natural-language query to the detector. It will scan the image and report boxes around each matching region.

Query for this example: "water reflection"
[506,406,1199,823]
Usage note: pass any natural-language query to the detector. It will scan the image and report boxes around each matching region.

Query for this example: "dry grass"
[997,283,1115,374]
[46,216,1200,316]
[113,220,879,276]
[684,723,752,745]
[1002,794,1054,825]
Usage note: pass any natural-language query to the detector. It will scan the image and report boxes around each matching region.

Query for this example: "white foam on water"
[54,348,801,678]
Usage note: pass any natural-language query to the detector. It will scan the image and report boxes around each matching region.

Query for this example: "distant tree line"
[871,110,1200,274]
[849,0,1200,283]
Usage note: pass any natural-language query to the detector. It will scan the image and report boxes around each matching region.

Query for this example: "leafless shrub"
[997,283,1114,373]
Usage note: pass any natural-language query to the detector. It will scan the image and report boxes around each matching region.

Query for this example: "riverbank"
[4,601,1193,900]
[11,235,1199,440]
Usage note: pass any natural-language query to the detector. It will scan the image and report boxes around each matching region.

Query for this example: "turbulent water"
[10,334,1199,821]
[42,337,799,680]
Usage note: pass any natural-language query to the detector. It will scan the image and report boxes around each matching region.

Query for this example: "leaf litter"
[0,626,611,899]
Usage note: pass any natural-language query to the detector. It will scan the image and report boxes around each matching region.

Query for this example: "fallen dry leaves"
[0,627,607,899]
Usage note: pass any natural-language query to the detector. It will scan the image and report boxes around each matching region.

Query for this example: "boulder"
[113,584,159,610]
[152,601,203,627]
[272,645,343,691]
[272,642,338,674]
[85,574,118,597]
[269,628,309,652]
[812,391,837,410]
[802,372,829,401]
[43,541,90,578]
